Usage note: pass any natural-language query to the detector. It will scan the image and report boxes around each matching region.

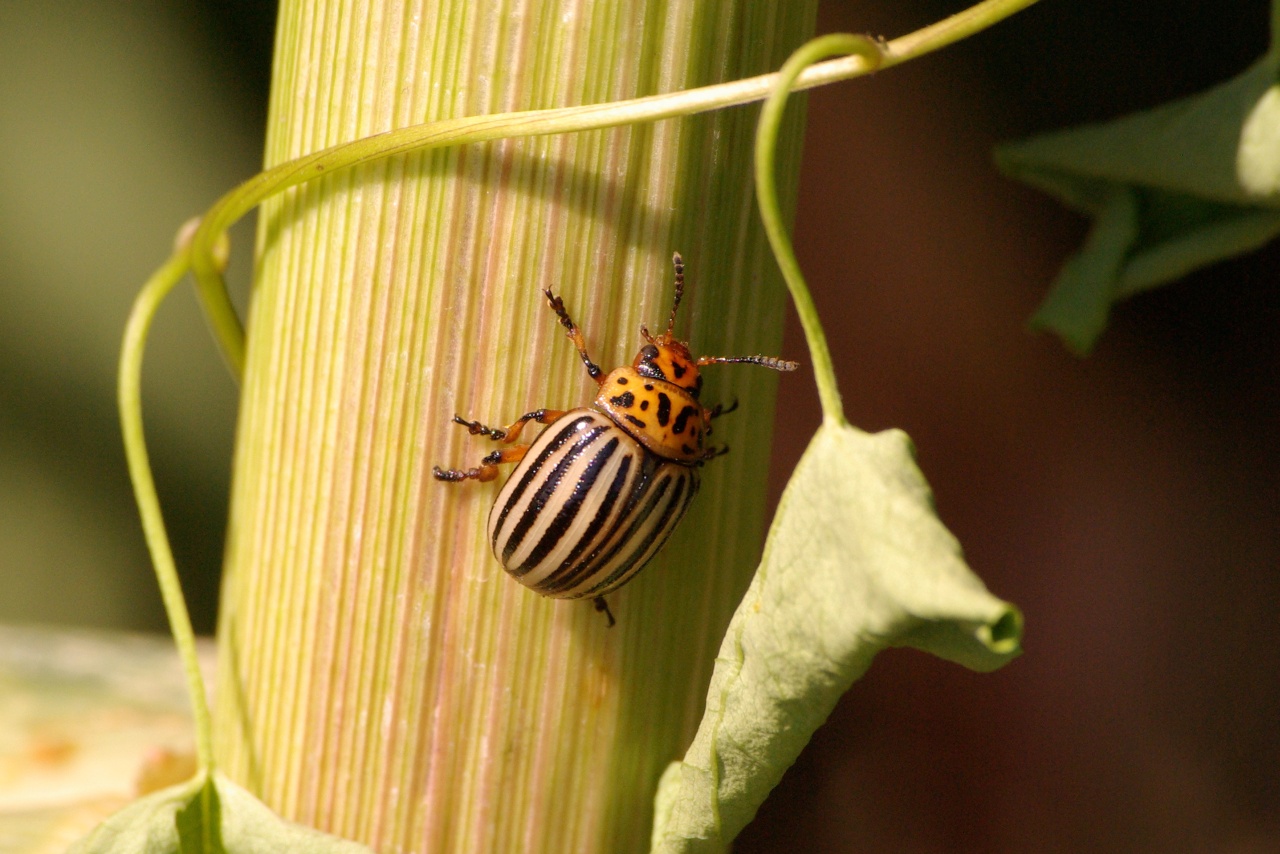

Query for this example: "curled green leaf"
[175,774,223,853]
[69,772,376,854]
[997,54,1280,353]
[1239,82,1280,195]
[650,422,1021,853]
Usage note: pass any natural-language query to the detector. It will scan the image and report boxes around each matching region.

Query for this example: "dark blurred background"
[2,1,1276,850]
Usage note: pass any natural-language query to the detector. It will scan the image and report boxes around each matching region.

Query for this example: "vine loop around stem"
[753,34,885,427]
[183,0,1040,381]
[117,218,228,776]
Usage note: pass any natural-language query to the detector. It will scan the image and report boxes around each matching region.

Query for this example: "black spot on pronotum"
[639,400,650,411]
[672,405,697,435]
[624,414,646,429]
[671,361,687,379]
[617,376,628,384]
[656,393,672,427]
[637,345,664,380]
[610,391,635,408]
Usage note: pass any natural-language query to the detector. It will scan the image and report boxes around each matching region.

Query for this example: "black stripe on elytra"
[492,414,595,542]
[672,405,697,435]
[515,436,621,575]
[499,421,608,563]
[541,448,635,581]
[540,451,659,594]
[656,393,671,427]
[548,465,691,598]
[585,471,695,596]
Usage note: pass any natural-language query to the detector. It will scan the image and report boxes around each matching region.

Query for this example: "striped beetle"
[433,253,798,625]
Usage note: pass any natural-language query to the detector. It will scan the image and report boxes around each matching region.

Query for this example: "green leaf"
[68,772,376,854]
[996,55,1280,353]
[175,775,223,854]
[67,773,204,854]
[649,421,1022,854]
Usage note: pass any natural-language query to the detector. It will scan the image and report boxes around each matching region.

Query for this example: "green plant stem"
[755,34,883,427]
[118,231,216,774]
[189,0,1041,379]
[216,2,820,847]
[114,0,1041,829]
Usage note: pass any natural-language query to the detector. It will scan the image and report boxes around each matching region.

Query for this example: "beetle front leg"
[432,445,530,483]
[697,444,730,465]
[706,398,739,420]
[452,409,567,444]
[544,289,604,383]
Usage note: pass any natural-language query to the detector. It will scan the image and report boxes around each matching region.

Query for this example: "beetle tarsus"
[433,465,475,482]
[593,596,616,628]
[707,398,739,420]
[452,415,507,440]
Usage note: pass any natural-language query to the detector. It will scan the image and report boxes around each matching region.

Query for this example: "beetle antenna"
[695,354,799,372]
[667,252,684,335]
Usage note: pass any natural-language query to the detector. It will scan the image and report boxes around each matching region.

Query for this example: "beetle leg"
[593,596,616,628]
[697,444,730,465]
[706,398,739,420]
[494,408,568,443]
[544,289,604,383]
[452,409,566,444]
[432,445,530,483]
[451,414,507,440]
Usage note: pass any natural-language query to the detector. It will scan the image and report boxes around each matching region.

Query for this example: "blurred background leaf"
[0,0,272,630]
[0,625,212,852]
[997,55,1280,353]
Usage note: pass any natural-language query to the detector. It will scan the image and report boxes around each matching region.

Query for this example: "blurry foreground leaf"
[173,774,222,853]
[650,421,1022,853]
[997,53,1280,353]
[68,771,374,854]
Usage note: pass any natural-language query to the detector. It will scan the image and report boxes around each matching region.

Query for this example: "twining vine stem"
[186,0,1040,379]
[753,34,886,426]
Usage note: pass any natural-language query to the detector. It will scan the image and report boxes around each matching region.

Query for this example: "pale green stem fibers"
[214,2,815,852]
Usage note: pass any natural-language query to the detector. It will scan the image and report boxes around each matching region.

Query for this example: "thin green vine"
[186,0,1041,379]
[118,220,228,775]
[754,34,885,426]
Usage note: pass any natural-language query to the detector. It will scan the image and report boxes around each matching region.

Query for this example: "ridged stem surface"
[214,2,815,851]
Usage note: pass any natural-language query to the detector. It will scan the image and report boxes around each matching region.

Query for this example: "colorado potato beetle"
[433,253,798,625]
